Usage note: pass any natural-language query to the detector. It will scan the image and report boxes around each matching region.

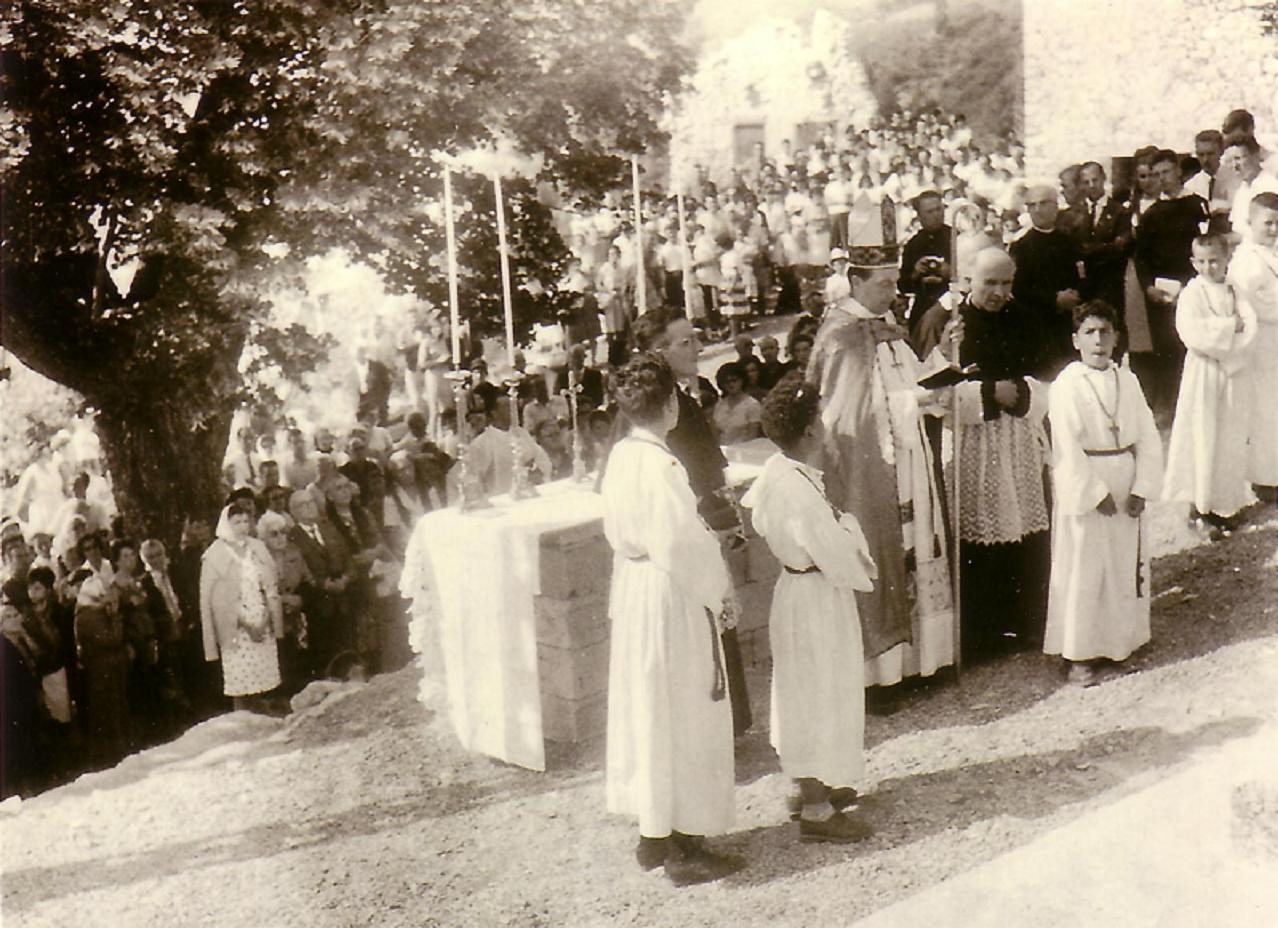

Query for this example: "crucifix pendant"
[1110,423,1120,446]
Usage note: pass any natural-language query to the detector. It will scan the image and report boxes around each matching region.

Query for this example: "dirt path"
[3,511,1276,928]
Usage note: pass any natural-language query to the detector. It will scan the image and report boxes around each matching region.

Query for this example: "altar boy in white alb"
[600,353,741,887]
[1044,302,1163,686]
[741,373,877,844]
[1227,192,1278,503]
[1163,234,1256,534]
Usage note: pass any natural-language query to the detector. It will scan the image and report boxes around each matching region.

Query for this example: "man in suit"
[1057,164,1090,245]
[139,539,193,731]
[1184,130,1230,231]
[1009,184,1082,377]
[1077,162,1132,314]
[288,490,353,678]
[553,344,605,410]
[629,307,751,737]
[898,190,952,339]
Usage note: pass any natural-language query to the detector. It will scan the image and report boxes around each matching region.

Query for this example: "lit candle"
[632,155,646,316]
[443,166,461,368]
[676,191,692,319]
[494,173,516,371]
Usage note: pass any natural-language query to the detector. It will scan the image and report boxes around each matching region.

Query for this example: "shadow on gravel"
[746,516,1278,764]
[2,750,601,915]
[720,715,1262,890]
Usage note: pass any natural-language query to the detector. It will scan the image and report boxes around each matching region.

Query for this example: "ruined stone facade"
[1023,0,1278,178]
[665,12,878,191]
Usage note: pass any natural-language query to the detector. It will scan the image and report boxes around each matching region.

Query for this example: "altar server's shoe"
[799,810,875,844]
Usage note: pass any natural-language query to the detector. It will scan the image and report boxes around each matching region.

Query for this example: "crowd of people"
[589,104,1278,885]
[558,110,1026,358]
[4,99,1277,890]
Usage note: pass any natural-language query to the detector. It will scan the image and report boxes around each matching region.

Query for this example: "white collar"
[835,297,887,321]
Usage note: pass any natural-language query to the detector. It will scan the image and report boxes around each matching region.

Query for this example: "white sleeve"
[785,472,875,592]
[1048,377,1110,516]
[647,455,730,613]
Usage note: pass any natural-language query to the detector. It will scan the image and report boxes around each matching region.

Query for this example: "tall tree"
[2,0,688,543]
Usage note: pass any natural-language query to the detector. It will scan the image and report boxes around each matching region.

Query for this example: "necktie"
[156,571,181,621]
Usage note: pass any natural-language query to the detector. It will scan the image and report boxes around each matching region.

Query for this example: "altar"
[400,451,781,772]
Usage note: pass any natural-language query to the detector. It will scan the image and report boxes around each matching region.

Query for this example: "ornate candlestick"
[506,377,537,500]
[562,367,588,482]
[445,369,489,511]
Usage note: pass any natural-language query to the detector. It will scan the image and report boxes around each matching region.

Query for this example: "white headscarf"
[215,503,254,546]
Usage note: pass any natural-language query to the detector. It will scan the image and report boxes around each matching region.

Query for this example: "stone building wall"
[666,11,878,191]
[1023,0,1278,178]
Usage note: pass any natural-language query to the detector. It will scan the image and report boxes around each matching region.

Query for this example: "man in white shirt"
[824,166,851,249]
[1224,140,1278,240]
[466,398,552,496]
[823,247,851,311]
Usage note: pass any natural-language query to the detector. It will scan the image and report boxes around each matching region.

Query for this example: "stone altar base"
[534,512,781,749]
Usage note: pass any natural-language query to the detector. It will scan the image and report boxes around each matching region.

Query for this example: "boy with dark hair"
[741,373,877,842]
[600,353,741,885]
[1044,301,1162,686]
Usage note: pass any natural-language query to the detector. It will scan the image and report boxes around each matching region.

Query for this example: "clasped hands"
[1097,493,1145,518]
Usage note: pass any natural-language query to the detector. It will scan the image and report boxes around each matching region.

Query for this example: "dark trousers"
[663,270,684,309]
[775,266,801,315]
[959,531,1050,664]
[720,628,751,737]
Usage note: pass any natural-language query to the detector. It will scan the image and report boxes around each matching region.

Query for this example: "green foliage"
[382,173,574,346]
[0,359,82,488]
[1,0,688,534]
[852,0,1023,144]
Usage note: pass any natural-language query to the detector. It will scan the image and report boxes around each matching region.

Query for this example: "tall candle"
[494,173,516,370]
[676,191,692,320]
[632,156,646,316]
[443,167,461,368]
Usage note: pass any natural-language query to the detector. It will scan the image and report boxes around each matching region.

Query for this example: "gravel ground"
[3,504,1275,928]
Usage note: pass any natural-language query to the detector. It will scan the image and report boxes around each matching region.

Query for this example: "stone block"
[534,592,610,651]
[542,691,608,743]
[538,637,611,702]
[539,519,611,599]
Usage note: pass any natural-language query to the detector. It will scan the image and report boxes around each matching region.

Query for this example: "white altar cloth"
[400,479,604,772]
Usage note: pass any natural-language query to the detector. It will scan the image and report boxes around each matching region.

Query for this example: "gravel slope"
[3,510,1275,928]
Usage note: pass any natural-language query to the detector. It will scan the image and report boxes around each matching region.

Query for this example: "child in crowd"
[1227,191,1278,503]
[600,353,741,886]
[1162,234,1256,536]
[1044,302,1163,686]
[740,373,877,843]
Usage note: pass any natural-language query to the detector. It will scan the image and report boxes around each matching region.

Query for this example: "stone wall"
[1023,0,1278,178]
[535,505,780,746]
[666,11,878,191]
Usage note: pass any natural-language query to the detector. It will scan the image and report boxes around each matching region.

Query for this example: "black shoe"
[635,836,670,871]
[663,842,744,887]
[788,787,860,821]
[799,810,875,844]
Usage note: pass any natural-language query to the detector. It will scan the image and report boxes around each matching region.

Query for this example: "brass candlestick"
[445,369,489,511]
[506,377,538,500]
[562,367,588,482]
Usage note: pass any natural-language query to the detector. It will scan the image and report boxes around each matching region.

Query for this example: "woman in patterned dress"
[199,500,283,712]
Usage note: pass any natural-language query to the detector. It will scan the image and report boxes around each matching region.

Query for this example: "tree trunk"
[94,393,235,553]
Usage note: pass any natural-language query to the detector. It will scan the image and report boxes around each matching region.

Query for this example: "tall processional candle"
[443,167,462,368]
[676,191,692,319]
[632,155,646,316]
[494,173,516,370]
